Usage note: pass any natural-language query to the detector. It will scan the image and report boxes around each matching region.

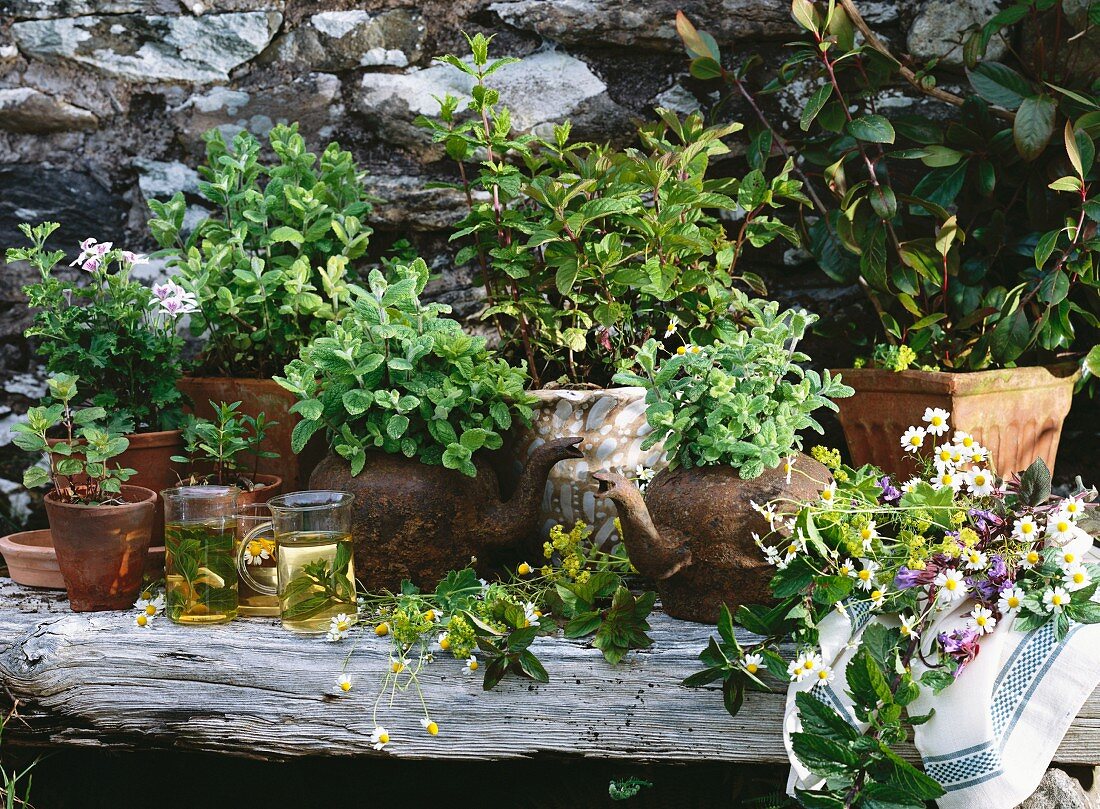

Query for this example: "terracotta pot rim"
[44,484,157,511]
[832,362,1081,394]
[0,529,55,559]
[180,375,289,387]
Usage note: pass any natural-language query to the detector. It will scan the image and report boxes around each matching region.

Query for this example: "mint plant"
[615,297,853,478]
[418,34,809,387]
[12,374,137,505]
[276,258,533,478]
[171,400,278,488]
[149,123,373,378]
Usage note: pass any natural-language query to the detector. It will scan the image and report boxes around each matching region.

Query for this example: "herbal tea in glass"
[235,503,279,617]
[162,486,240,624]
[238,490,356,633]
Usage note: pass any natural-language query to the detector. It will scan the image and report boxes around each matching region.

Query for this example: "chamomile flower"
[870,588,887,609]
[391,657,409,674]
[858,521,878,553]
[751,499,779,529]
[787,658,805,682]
[967,606,997,636]
[969,446,989,465]
[963,549,988,571]
[815,665,835,684]
[966,468,995,497]
[923,407,950,436]
[523,602,542,627]
[135,611,155,628]
[663,319,678,338]
[326,613,353,642]
[420,717,439,736]
[370,725,390,750]
[741,653,763,675]
[242,538,270,565]
[762,545,782,566]
[934,443,956,467]
[134,593,165,616]
[799,651,823,675]
[998,586,1024,615]
[901,426,927,453]
[1012,516,1040,541]
[931,469,961,492]
[1057,547,1081,568]
[834,601,849,618]
[819,482,837,505]
[1063,564,1092,592]
[438,632,451,651]
[837,558,856,578]
[933,568,968,602]
[1046,513,1081,545]
[902,477,922,495]
[517,562,533,576]
[953,430,976,450]
[1043,587,1070,613]
[783,455,795,485]
[1019,548,1042,569]
[1060,497,1086,520]
[464,655,479,675]
[854,560,880,591]
[337,673,353,692]
[899,614,920,639]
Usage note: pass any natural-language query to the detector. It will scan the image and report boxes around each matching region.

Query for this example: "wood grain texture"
[1,578,1098,764]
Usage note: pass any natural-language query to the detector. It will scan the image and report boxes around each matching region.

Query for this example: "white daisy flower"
[901,426,927,453]
[783,455,795,485]
[135,593,166,616]
[923,407,950,436]
[998,586,1024,616]
[933,443,955,467]
[1012,516,1040,541]
[420,717,439,735]
[854,560,880,591]
[931,469,961,492]
[966,468,995,497]
[858,521,878,553]
[663,319,678,338]
[242,538,270,566]
[968,446,989,465]
[870,588,886,609]
[1046,512,1081,545]
[967,605,997,636]
[762,545,782,566]
[933,568,968,602]
[523,601,541,627]
[899,614,920,639]
[819,482,838,505]
[135,612,155,628]
[326,613,353,642]
[953,430,976,450]
[963,549,988,571]
[750,499,778,529]
[337,673,353,692]
[1019,548,1042,570]
[1061,497,1086,520]
[787,657,805,682]
[370,725,390,750]
[1063,564,1092,592]
[464,655,479,675]
[902,477,922,495]
[834,601,849,617]
[1043,587,1070,613]
[1057,547,1081,568]
[837,558,856,578]
[741,653,764,675]
[814,665,835,684]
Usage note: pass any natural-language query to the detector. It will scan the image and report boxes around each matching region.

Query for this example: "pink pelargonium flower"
[121,250,148,266]
[154,287,199,317]
[152,280,183,301]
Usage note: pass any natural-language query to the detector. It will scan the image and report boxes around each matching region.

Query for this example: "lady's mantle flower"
[933,568,968,602]
[464,655,479,675]
[1043,587,1070,613]
[901,426,927,453]
[326,613,353,642]
[420,717,439,736]
[741,653,763,675]
[853,560,880,591]
[998,586,1025,616]
[923,407,950,436]
[967,606,997,636]
[1046,513,1082,545]
[338,673,353,692]
[1012,516,1040,541]
[1063,564,1092,592]
[966,468,995,497]
[899,614,920,639]
[370,726,390,750]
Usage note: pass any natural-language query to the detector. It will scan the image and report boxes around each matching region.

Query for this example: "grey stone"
[357,49,617,149]
[654,83,700,115]
[171,72,343,155]
[1016,768,1093,809]
[0,87,97,133]
[133,158,200,201]
[489,0,798,50]
[907,0,1007,66]
[11,11,282,83]
[0,164,128,257]
[271,9,425,71]
[364,175,479,233]
[0,0,175,20]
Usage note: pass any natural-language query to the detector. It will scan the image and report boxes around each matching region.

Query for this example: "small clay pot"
[233,473,283,507]
[44,485,156,611]
[0,529,165,590]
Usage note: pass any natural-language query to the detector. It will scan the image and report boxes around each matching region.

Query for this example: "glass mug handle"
[237,522,277,596]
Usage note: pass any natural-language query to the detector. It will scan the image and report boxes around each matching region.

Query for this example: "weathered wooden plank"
[1,578,1098,765]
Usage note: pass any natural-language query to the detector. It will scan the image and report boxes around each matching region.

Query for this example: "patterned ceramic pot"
[510,387,666,549]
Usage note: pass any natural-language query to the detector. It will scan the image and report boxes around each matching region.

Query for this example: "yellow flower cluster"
[897,529,929,569]
[445,614,476,659]
[810,445,842,471]
[391,604,434,647]
[542,521,592,584]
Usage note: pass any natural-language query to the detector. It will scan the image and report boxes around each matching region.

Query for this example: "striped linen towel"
[784,545,1100,808]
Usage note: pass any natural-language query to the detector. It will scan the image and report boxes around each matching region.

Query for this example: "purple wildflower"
[878,476,901,504]
[938,627,981,677]
[894,564,938,589]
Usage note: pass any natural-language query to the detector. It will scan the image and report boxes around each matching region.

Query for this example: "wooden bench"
[2,577,1098,766]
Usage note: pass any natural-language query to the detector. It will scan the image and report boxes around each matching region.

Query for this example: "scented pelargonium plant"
[8,222,190,431]
[614,296,853,479]
[686,409,1098,806]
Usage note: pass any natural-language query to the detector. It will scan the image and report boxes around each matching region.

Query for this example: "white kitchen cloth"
[784,547,1100,808]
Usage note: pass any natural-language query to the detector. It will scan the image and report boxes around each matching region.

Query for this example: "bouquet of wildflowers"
[686,409,1097,807]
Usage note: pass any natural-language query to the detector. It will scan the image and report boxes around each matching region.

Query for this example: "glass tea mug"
[237,490,356,633]
[162,485,240,625]
[235,502,280,617]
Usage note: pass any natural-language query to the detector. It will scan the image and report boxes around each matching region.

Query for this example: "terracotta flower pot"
[508,387,666,549]
[44,485,156,611]
[834,363,1080,481]
[0,529,165,590]
[236,473,283,506]
[178,376,324,490]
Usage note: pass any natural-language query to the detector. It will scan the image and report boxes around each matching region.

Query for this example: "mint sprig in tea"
[162,486,241,625]
[277,531,356,632]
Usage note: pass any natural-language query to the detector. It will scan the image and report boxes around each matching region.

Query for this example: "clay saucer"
[0,529,165,590]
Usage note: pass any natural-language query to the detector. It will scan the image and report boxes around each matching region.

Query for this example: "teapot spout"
[594,471,692,580]
[484,436,584,546]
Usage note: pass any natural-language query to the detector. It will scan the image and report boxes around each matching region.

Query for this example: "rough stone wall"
[0,0,1094,527]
